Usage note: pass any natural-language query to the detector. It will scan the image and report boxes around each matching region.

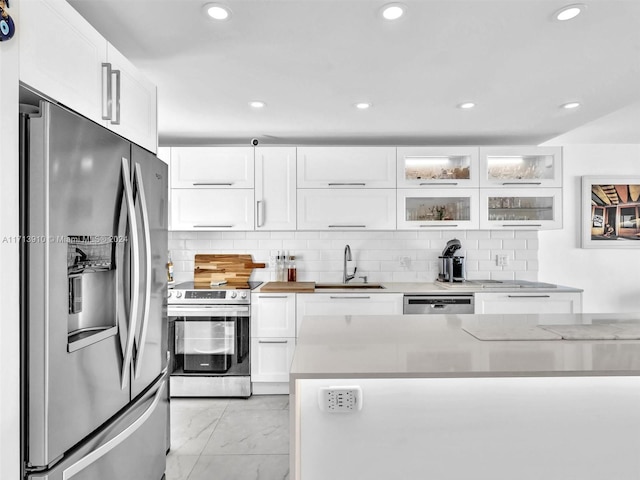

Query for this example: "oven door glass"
[169,306,250,376]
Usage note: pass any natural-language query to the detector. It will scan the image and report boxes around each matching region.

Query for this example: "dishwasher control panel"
[403,294,474,314]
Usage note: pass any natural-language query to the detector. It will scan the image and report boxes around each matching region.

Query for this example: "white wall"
[539,144,640,313]
[169,229,540,284]
[0,1,21,478]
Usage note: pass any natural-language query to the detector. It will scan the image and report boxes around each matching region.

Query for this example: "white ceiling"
[68,0,640,146]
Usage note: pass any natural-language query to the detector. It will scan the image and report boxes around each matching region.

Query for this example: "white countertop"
[254,281,582,294]
[290,313,640,380]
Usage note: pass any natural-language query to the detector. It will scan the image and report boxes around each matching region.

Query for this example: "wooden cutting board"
[260,281,316,293]
[194,254,266,288]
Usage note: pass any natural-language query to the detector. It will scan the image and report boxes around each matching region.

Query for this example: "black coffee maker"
[437,238,466,283]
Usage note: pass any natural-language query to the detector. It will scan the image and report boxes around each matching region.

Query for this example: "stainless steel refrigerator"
[20,100,169,480]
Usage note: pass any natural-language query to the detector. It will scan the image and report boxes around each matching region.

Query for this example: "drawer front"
[250,337,296,382]
[251,293,296,337]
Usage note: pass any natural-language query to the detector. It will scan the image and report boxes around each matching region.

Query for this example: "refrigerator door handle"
[120,157,140,389]
[61,380,166,480]
[133,162,152,379]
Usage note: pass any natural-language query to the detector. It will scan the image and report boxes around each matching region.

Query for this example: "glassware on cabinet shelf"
[486,155,555,181]
[404,156,471,181]
[406,197,471,222]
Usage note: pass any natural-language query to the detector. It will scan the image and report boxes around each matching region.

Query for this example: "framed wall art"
[582,176,640,248]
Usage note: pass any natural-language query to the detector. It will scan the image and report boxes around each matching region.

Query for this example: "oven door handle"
[168,306,250,317]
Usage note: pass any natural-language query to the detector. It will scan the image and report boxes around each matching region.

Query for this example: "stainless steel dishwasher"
[403,294,474,314]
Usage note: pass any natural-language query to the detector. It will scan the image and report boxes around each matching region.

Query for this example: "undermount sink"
[315,283,386,290]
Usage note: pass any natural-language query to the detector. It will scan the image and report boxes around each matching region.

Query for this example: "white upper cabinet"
[255,147,297,230]
[19,0,158,153]
[170,189,255,231]
[479,146,562,188]
[297,147,396,188]
[171,147,255,188]
[104,45,157,153]
[297,189,396,230]
[20,0,107,125]
[479,188,563,230]
[397,189,480,230]
[397,147,479,188]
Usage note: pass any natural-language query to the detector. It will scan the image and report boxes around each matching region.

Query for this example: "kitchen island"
[290,313,640,480]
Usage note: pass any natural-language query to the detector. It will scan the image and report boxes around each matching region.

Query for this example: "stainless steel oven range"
[168,281,261,398]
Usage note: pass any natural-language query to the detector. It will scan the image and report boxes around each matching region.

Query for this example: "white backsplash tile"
[168,230,539,283]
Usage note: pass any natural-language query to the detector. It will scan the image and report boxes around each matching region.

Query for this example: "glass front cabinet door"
[480,188,563,230]
[397,189,479,230]
[397,147,479,188]
[479,146,562,188]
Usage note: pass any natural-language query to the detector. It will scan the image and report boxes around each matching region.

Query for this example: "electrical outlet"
[318,386,363,413]
[496,254,509,266]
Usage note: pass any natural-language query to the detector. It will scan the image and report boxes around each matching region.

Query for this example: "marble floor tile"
[170,401,227,455]
[187,454,290,480]
[202,409,290,455]
[165,453,198,480]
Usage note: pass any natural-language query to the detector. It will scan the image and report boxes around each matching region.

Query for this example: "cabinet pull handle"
[503,224,542,227]
[507,295,551,298]
[258,340,289,344]
[328,225,366,228]
[419,182,459,186]
[501,182,542,185]
[193,225,233,228]
[257,200,265,227]
[419,224,459,228]
[328,183,366,186]
[258,295,288,299]
[192,182,234,186]
[111,69,121,125]
[101,63,112,120]
[330,296,371,299]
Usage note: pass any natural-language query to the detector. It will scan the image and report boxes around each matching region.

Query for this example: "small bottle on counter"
[276,252,287,282]
[287,255,297,282]
[166,251,174,283]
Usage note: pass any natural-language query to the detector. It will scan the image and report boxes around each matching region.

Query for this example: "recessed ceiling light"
[203,3,231,20]
[249,101,266,108]
[380,3,406,21]
[554,4,585,21]
[561,102,581,109]
[355,102,372,110]
[457,102,476,109]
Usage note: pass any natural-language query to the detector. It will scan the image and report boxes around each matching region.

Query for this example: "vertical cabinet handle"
[101,63,112,120]
[111,69,121,125]
[257,200,265,227]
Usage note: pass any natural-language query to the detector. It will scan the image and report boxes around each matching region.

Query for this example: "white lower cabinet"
[297,189,396,230]
[296,293,403,333]
[170,189,254,230]
[474,292,582,314]
[251,293,296,394]
[251,338,296,384]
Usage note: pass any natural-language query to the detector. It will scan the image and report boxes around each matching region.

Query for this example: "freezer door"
[130,145,169,399]
[27,376,168,480]
[24,102,132,468]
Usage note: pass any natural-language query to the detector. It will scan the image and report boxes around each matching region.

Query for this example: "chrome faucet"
[343,244,357,283]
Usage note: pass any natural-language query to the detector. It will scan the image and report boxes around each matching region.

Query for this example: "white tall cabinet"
[255,147,297,230]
